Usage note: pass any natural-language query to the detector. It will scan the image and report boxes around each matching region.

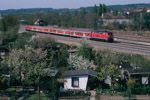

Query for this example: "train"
[25,26,114,42]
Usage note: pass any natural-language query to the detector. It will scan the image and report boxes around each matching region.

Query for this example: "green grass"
[27,94,50,100]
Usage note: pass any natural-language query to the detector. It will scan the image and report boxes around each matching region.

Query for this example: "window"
[33,27,36,30]
[72,77,79,87]
[0,49,5,55]
[76,32,83,35]
[44,28,48,31]
[108,32,113,35]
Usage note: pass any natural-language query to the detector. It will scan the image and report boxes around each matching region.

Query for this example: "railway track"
[19,25,150,55]
[115,34,150,43]
[36,32,150,55]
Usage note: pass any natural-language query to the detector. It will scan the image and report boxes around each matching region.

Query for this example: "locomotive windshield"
[108,32,113,35]
[93,31,107,35]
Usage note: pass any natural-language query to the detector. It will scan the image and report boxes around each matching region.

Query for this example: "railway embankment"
[115,38,150,46]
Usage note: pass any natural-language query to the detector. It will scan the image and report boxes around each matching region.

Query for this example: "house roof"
[64,70,98,77]
[0,46,9,51]
[147,8,150,10]
[124,9,143,13]
[121,66,150,75]
[101,12,126,19]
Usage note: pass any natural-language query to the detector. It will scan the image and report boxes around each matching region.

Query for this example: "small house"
[124,9,143,15]
[120,66,150,86]
[147,8,150,13]
[0,47,9,57]
[34,19,44,26]
[63,70,98,91]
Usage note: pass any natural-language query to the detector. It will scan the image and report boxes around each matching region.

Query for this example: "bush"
[114,86,126,92]
[95,88,100,100]
[101,89,112,94]
[119,91,128,97]
[27,94,50,100]
[13,32,33,49]
[131,88,147,95]
[60,90,89,97]
[146,86,150,94]
[0,15,18,32]
[0,88,16,96]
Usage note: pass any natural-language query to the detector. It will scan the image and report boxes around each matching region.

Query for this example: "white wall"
[64,75,88,90]
[147,10,150,13]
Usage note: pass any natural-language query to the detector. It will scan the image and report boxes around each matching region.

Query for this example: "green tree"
[7,47,48,95]
[98,4,103,16]
[131,14,140,30]
[77,40,95,61]
[113,10,118,16]
[75,10,78,16]
[102,4,107,13]
[13,32,33,49]
[142,10,150,30]
[21,46,48,95]
[0,30,18,46]
[0,19,7,32]
[30,36,69,68]
[127,79,136,90]
[126,79,136,98]
[97,64,119,89]
[0,60,9,77]
[98,64,119,82]
[93,4,98,15]
[0,15,18,32]
[82,8,86,16]
[0,15,19,46]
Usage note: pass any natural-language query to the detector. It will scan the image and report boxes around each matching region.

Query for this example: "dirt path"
[90,91,96,100]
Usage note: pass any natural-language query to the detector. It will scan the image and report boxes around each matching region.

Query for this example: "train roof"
[29,26,111,33]
[41,26,92,32]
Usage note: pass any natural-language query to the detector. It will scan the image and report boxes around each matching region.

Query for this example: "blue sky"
[0,0,150,10]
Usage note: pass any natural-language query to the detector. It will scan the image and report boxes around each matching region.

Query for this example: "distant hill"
[0,8,71,15]
[0,3,150,15]
[107,3,150,10]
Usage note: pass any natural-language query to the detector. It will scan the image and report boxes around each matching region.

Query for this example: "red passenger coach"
[25,26,114,42]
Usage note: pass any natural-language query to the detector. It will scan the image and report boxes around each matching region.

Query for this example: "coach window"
[72,77,79,87]
[70,32,74,35]
[77,32,83,35]
[66,31,70,33]
[44,29,48,31]
[58,30,62,33]
[85,33,90,36]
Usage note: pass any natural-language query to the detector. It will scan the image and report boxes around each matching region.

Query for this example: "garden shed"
[0,47,9,57]
[63,70,98,91]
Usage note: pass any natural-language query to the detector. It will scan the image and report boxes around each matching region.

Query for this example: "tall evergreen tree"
[0,19,7,32]
[142,9,150,29]
[99,4,103,16]
[82,8,86,16]
[102,4,107,13]
[93,4,98,15]
[75,10,78,16]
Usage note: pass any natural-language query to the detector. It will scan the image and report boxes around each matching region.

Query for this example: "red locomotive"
[25,26,114,42]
